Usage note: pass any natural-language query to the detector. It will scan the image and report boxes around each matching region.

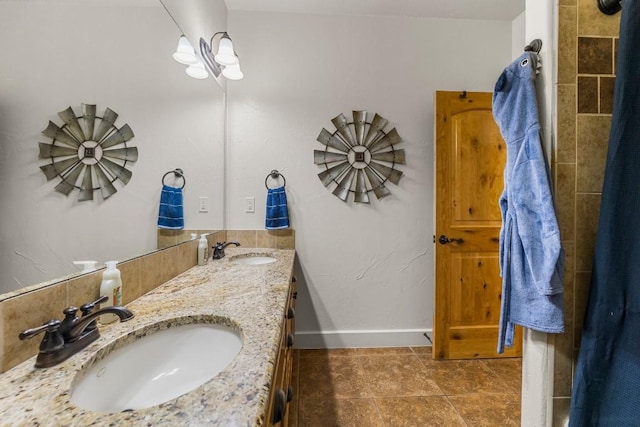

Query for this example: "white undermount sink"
[70,322,242,413]
[231,255,277,265]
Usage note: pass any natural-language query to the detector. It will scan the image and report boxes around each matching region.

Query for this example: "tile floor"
[289,347,521,427]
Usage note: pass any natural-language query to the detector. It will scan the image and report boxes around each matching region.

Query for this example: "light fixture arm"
[199,31,243,80]
[200,37,222,77]
[209,31,229,46]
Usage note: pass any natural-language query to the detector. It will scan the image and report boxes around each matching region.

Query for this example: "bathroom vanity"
[0,248,296,426]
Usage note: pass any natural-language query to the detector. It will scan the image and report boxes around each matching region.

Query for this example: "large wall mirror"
[0,0,226,296]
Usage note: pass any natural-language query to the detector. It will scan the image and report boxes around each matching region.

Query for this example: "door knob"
[438,235,464,245]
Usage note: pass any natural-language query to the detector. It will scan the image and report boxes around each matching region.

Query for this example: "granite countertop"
[0,248,295,426]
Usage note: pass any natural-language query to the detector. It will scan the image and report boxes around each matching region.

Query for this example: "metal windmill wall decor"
[38,104,138,201]
[314,110,405,203]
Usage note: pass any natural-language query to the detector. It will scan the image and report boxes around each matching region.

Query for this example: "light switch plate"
[245,197,255,213]
[199,197,209,212]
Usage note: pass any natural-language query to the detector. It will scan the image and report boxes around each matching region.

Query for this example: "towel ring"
[265,170,286,189]
[162,168,186,189]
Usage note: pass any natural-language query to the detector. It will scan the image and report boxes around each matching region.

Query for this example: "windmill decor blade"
[371,149,406,164]
[354,169,370,204]
[314,150,347,165]
[38,143,77,159]
[78,165,94,201]
[62,162,85,185]
[364,113,388,146]
[318,161,350,186]
[100,124,135,149]
[99,157,133,184]
[95,164,117,199]
[317,128,350,153]
[331,113,355,148]
[82,104,97,141]
[58,107,86,142]
[369,161,403,185]
[352,110,367,146]
[54,180,74,196]
[369,128,402,153]
[102,146,138,162]
[54,163,84,196]
[93,108,118,142]
[364,166,391,199]
[40,157,79,180]
[42,121,81,148]
[332,167,357,202]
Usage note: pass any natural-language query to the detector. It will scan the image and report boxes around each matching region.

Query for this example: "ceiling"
[12,0,525,20]
[224,0,526,21]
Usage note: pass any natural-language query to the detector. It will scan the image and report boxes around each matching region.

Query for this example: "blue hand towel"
[157,185,184,229]
[265,186,289,230]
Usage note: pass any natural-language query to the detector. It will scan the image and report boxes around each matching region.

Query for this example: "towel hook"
[524,39,542,54]
[162,168,186,189]
[597,0,621,15]
[265,170,286,189]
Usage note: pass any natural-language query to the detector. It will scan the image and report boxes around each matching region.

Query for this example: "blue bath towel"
[157,185,184,229]
[265,186,289,230]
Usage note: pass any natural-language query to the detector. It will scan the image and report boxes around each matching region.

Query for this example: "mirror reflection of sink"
[70,322,242,413]
[231,255,277,265]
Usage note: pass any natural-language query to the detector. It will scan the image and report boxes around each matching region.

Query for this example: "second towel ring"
[265,170,286,189]
[162,168,186,189]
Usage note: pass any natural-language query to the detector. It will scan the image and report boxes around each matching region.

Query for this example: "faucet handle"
[79,296,109,333]
[19,320,65,353]
[59,306,79,340]
[80,295,109,314]
[63,306,78,316]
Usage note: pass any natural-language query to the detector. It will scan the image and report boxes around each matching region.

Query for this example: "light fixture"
[214,33,238,66]
[221,61,244,80]
[185,60,209,79]
[199,32,244,80]
[172,35,198,65]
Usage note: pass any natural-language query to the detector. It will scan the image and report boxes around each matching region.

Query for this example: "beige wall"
[553,0,620,420]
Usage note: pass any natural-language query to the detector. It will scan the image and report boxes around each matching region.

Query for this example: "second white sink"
[231,255,277,265]
[70,322,242,413]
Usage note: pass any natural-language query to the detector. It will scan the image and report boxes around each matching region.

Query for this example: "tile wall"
[226,229,296,250]
[0,229,294,373]
[553,0,620,422]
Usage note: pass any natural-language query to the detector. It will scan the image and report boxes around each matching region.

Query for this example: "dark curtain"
[570,2,640,425]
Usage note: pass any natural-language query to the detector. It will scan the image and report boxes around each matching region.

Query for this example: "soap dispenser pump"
[198,234,209,265]
[99,261,123,324]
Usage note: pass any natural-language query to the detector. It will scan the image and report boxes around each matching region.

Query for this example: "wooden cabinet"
[266,277,297,426]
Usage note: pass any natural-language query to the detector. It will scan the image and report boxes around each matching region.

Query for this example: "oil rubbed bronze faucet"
[212,241,241,259]
[19,296,134,368]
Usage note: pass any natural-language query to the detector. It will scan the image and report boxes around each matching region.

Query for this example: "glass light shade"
[173,36,198,65]
[215,35,239,66]
[222,62,244,80]
[185,61,209,79]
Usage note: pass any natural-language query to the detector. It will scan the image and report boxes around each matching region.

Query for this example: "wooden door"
[433,91,522,360]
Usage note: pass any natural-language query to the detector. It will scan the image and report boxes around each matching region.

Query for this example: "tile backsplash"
[0,229,293,373]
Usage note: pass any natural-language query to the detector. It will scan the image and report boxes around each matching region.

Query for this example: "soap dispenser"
[99,261,123,324]
[198,234,209,265]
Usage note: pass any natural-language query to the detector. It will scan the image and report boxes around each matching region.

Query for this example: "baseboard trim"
[294,328,432,349]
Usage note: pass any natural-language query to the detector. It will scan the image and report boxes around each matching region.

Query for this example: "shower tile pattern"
[554,0,620,423]
[292,347,521,426]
